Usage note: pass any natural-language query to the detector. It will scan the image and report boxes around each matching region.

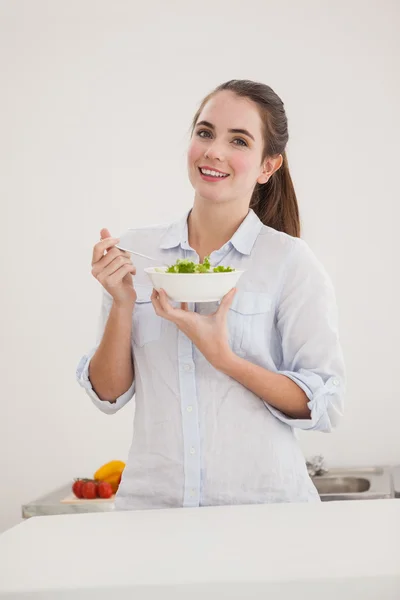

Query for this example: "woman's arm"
[89,301,135,402]
[217,353,311,419]
[215,239,345,422]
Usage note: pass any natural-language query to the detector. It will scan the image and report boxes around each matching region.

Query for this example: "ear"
[257,154,283,185]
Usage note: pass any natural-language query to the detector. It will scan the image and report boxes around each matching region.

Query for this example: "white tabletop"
[0,499,399,599]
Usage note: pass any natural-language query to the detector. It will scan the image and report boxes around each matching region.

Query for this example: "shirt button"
[183,364,193,372]
[332,378,340,386]
[190,447,196,455]
[187,406,193,413]
[189,489,195,497]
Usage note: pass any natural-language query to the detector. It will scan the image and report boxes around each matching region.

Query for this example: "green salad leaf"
[213,265,234,272]
[165,255,234,273]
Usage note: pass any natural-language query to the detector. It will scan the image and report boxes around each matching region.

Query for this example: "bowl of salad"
[145,256,244,302]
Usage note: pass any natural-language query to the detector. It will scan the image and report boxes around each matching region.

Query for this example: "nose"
[204,140,225,162]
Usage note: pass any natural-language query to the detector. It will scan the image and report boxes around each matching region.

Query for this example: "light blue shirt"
[76,209,345,509]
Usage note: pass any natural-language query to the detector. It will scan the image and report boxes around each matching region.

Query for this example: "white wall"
[1,0,399,533]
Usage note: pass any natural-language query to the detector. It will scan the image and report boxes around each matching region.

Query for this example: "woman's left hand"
[151,287,237,370]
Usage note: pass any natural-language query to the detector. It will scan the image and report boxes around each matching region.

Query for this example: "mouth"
[198,166,230,181]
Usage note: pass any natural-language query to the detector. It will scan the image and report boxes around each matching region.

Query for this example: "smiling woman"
[188,80,297,237]
[77,79,345,511]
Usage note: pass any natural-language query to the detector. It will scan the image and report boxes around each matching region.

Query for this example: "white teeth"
[200,168,228,178]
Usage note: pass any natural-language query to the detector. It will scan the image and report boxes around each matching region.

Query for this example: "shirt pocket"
[228,291,273,357]
[132,285,163,347]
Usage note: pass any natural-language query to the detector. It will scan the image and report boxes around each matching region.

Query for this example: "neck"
[188,200,249,261]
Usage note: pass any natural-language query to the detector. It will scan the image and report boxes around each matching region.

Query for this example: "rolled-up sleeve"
[76,288,135,415]
[265,239,346,432]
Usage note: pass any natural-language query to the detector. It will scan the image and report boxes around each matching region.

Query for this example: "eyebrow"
[195,120,255,142]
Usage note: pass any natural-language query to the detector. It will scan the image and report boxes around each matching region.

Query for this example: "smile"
[198,167,230,180]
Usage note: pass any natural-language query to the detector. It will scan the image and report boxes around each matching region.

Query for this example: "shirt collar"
[159,208,263,256]
[159,209,192,251]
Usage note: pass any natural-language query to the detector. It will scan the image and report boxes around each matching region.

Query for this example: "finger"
[180,302,189,311]
[101,256,133,278]
[92,249,128,275]
[216,287,237,319]
[152,289,184,322]
[102,263,136,288]
[157,288,174,315]
[92,237,120,265]
[100,228,112,240]
[151,288,163,315]
[93,255,133,280]
[99,229,128,258]
[92,246,132,270]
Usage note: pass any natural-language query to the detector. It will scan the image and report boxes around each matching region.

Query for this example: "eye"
[197,129,212,139]
[195,129,248,147]
[233,138,248,147]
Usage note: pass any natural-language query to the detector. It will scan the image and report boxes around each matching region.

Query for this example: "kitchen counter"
[21,484,115,518]
[2,498,400,599]
[22,465,396,519]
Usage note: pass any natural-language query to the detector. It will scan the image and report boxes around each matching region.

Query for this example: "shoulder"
[256,225,332,285]
[255,224,308,262]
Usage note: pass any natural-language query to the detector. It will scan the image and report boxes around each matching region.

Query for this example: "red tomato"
[97,481,113,499]
[82,480,97,499]
[72,479,85,499]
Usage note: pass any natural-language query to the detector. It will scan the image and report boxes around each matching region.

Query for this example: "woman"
[76,79,345,509]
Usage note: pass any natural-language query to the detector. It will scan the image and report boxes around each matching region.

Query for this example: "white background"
[1,0,399,533]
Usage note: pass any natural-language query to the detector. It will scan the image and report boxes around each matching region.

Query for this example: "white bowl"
[144,267,245,302]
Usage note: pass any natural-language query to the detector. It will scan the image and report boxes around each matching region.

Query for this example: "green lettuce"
[165,255,234,273]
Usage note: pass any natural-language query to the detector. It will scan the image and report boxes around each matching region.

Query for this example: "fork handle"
[115,245,159,262]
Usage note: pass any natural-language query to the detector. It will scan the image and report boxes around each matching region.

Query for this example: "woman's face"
[187,90,274,207]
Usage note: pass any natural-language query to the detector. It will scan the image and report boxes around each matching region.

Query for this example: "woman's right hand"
[91,228,137,307]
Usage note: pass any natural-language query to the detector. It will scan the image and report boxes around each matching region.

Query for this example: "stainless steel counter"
[311,466,394,501]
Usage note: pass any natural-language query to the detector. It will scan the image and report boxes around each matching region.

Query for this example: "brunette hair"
[190,80,301,237]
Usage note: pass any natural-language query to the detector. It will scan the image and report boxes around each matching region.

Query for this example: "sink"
[313,476,370,495]
[311,467,394,501]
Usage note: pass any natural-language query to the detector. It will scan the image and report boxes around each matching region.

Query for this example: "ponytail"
[250,151,300,238]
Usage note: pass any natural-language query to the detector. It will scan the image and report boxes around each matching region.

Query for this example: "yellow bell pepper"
[102,472,122,494]
[94,460,125,482]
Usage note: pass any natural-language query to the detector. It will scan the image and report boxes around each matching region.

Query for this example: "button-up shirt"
[76,209,345,509]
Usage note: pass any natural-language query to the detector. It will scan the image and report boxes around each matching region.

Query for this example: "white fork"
[115,244,169,267]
